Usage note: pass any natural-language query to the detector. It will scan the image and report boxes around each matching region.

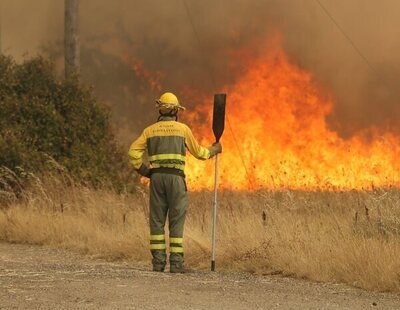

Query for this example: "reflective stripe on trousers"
[150,234,166,250]
[170,237,183,253]
[149,235,183,253]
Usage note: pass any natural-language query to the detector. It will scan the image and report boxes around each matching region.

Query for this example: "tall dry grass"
[1,171,400,292]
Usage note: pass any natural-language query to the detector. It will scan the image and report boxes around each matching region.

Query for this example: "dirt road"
[1,242,399,309]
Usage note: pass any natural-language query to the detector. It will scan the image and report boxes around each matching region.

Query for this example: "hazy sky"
[1,0,400,137]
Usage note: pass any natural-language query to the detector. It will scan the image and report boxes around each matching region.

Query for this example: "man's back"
[129,117,210,173]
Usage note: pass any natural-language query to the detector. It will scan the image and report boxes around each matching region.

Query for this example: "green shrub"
[0,55,131,188]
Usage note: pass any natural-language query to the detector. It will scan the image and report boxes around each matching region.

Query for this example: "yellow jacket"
[129,117,210,171]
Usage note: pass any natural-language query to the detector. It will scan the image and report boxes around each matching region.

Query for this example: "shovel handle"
[211,153,218,271]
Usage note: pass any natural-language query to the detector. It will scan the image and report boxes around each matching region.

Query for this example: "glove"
[137,163,151,178]
[208,142,222,157]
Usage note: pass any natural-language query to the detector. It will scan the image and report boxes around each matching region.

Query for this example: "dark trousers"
[149,173,188,267]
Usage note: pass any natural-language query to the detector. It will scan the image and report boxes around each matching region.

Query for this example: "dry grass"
[1,172,400,293]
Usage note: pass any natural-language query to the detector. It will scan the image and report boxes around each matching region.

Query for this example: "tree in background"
[0,55,131,189]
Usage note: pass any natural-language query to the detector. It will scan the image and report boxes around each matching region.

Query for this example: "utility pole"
[0,0,3,55]
[64,0,80,78]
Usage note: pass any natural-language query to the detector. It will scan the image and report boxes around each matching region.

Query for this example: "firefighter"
[128,92,222,273]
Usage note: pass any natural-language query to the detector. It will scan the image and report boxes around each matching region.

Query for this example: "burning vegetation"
[184,39,400,191]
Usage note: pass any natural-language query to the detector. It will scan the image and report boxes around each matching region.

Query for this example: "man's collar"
[158,115,176,121]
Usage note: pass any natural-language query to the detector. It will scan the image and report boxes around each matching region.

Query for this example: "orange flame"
[184,40,400,191]
[124,56,165,91]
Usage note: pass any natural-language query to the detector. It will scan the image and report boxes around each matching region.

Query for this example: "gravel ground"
[1,242,400,309]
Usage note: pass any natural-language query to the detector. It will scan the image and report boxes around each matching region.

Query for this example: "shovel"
[211,93,226,271]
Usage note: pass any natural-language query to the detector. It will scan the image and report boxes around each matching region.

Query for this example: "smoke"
[279,0,400,136]
[2,0,400,140]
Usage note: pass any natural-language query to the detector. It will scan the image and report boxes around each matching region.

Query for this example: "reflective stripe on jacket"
[128,117,210,170]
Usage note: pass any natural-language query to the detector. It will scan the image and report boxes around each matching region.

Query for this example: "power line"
[315,0,379,75]
[181,0,255,189]
[182,0,217,90]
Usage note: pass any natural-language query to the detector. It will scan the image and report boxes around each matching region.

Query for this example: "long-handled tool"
[211,93,226,272]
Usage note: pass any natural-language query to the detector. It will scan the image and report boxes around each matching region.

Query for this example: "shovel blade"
[212,94,226,142]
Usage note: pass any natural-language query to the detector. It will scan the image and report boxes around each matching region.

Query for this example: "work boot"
[152,250,166,272]
[152,264,165,272]
[170,261,185,273]
[170,253,185,273]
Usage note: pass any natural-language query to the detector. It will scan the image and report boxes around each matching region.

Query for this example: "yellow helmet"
[156,92,186,111]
